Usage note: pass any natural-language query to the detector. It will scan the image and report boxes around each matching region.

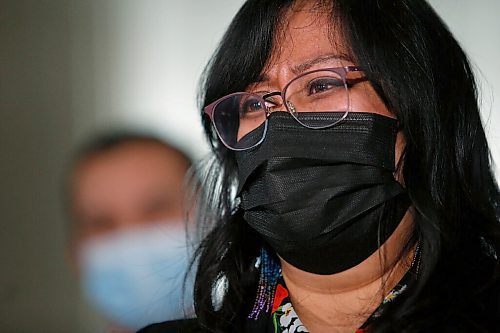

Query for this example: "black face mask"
[235,112,410,275]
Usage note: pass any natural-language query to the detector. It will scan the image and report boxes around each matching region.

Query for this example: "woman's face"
[248,2,412,280]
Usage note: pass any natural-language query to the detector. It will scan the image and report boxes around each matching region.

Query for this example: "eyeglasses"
[204,66,364,151]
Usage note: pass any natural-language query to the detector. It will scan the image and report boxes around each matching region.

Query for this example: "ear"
[394,131,406,185]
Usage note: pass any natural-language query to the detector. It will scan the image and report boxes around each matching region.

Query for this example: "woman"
[140,0,500,332]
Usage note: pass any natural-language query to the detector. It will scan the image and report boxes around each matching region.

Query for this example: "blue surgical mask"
[78,222,196,330]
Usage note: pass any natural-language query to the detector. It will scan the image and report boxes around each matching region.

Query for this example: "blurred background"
[0,0,498,332]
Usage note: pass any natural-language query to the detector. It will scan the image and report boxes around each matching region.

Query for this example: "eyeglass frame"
[203,65,365,151]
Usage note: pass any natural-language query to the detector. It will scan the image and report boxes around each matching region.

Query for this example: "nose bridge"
[263,91,286,114]
[263,61,295,91]
[261,63,295,113]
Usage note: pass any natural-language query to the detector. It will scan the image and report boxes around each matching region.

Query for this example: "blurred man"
[67,132,196,332]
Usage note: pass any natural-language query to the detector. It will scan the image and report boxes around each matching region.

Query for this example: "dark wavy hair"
[192,0,500,332]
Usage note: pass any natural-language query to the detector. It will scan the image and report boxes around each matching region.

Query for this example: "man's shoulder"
[137,318,204,333]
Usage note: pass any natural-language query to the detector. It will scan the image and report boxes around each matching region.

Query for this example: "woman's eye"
[307,78,343,95]
[240,98,264,114]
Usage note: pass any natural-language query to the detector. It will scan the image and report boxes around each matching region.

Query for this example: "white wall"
[428,0,500,182]
[70,0,246,159]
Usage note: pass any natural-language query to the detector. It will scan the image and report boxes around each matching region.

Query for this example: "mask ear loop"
[247,247,281,320]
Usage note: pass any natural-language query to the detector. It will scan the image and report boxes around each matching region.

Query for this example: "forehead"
[77,141,186,176]
[71,142,189,202]
[264,2,350,73]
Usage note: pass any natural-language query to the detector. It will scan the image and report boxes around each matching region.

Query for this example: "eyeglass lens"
[212,70,349,150]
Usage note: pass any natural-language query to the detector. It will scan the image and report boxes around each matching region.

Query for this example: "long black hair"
[193,0,500,332]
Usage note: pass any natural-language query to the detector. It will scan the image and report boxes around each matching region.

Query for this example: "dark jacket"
[138,319,203,333]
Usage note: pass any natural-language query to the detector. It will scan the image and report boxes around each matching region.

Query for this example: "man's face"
[70,141,190,244]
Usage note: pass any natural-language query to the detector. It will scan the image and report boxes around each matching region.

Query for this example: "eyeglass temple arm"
[203,100,218,118]
[344,66,368,86]
[345,65,363,72]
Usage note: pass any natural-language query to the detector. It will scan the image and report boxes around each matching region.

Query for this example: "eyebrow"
[255,53,354,84]
[292,53,353,74]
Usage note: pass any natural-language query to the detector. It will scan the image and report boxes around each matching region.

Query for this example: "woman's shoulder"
[137,318,204,333]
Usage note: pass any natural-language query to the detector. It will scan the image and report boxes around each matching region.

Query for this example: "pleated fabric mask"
[235,112,410,275]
